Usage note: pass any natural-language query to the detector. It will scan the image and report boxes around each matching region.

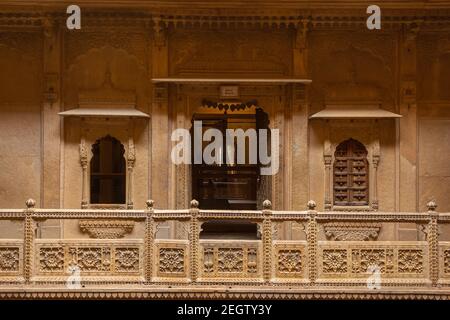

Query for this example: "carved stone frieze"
[79,220,135,239]
[323,223,381,241]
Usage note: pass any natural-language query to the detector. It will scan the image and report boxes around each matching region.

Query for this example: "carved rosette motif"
[39,247,64,272]
[324,223,381,241]
[79,220,135,239]
[398,250,423,274]
[0,248,19,272]
[323,249,348,274]
[278,249,303,274]
[443,249,450,275]
[159,248,185,274]
[218,248,244,273]
[70,247,111,272]
[115,248,139,272]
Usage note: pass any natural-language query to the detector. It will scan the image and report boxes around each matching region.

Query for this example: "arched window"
[333,139,369,206]
[90,135,126,204]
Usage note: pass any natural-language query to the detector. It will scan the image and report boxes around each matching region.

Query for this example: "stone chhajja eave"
[0,288,449,300]
[1,10,450,30]
[2,0,450,10]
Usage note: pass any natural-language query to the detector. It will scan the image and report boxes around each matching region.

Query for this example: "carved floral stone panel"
[397,249,423,274]
[159,248,185,274]
[39,247,64,272]
[278,250,302,273]
[323,249,348,274]
[0,247,20,272]
[169,30,291,76]
[200,242,262,279]
[35,242,143,277]
[155,242,188,279]
[115,247,140,272]
[319,243,427,279]
[443,248,450,276]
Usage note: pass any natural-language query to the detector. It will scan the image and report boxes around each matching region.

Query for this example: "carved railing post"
[24,198,36,285]
[127,137,136,209]
[323,147,332,211]
[306,200,318,284]
[427,200,439,287]
[189,200,200,283]
[144,200,154,284]
[371,140,380,211]
[262,200,272,283]
[80,138,88,209]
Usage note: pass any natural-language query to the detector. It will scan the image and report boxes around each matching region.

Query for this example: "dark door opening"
[90,135,126,204]
[191,108,269,211]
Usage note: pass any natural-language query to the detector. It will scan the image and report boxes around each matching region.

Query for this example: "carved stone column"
[24,199,36,285]
[427,201,439,287]
[306,200,318,284]
[189,200,200,282]
[145,200,154,283]
[80,137,88,209]
[262,200,273,283]
[372,139,380,211]
[127,135,136,209]
[324,140,332,211]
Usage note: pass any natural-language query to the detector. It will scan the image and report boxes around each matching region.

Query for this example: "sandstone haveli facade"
[0,0,450,299]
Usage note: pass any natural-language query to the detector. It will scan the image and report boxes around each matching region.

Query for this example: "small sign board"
[219,85,239,99]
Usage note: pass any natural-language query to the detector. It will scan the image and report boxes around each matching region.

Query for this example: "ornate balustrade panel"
[154,240,190,281]
[439,241,450,285]
[0,240,24,283]
[317,241,429,285]
[272,241,308,282]
[198,240,263,282]
[0,200,448,298]
[34,239,145,283]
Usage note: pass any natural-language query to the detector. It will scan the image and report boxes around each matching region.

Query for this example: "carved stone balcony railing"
[0,199,449,299]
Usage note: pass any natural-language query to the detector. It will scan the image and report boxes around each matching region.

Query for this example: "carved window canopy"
[59,107,149,118]
[310,104,401,119]
[60,68,149,118]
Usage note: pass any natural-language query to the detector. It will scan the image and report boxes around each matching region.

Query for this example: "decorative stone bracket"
[323,222,381,241]
[79,220,135,239]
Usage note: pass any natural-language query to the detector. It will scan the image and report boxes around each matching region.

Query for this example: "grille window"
[333,139,369,206]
